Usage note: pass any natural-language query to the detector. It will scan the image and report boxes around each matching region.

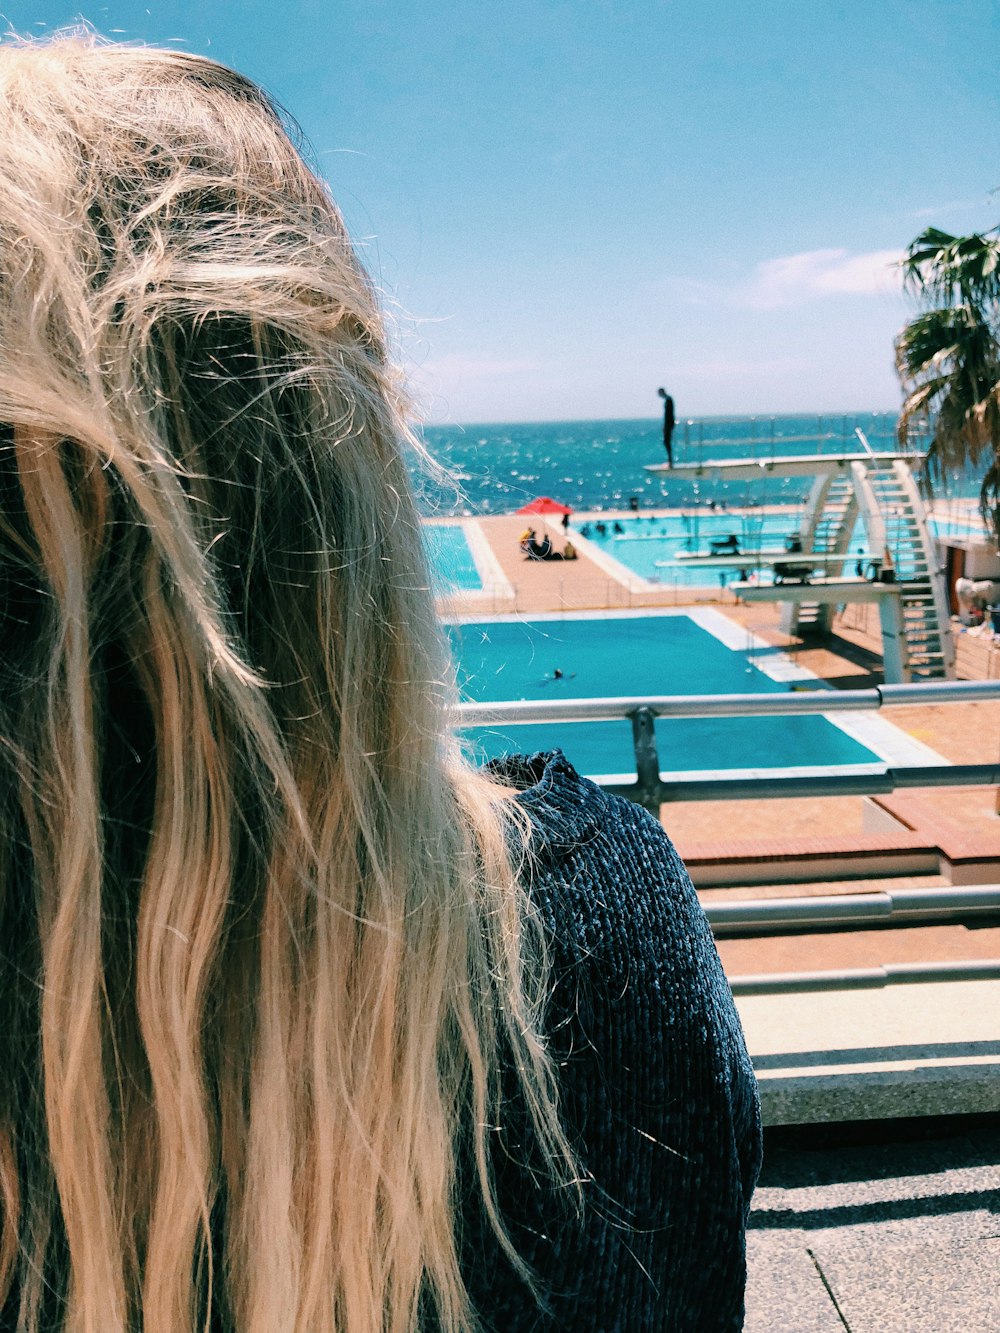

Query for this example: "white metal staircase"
[864,462,954,680]
[649,443,955,683]
[782,471,857,635]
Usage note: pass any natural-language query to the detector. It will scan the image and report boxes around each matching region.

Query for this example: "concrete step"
[735,975,1000,1125]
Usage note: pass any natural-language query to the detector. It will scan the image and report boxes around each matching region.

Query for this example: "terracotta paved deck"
[439,513,725,615]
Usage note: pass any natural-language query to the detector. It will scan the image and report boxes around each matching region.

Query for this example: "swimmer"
[541,667,576,684]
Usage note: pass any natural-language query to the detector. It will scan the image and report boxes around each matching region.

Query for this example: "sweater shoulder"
[498,750,721,993]
[480,752,761,1330]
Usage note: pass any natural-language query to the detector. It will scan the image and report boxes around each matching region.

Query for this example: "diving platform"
[731,576,901,605]
[645,451,918,481]
[645,440,953,683]
[672,550,875,570]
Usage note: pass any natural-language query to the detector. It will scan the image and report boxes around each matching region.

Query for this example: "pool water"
[578,512,988,586]
[448,613,879,776]
[424,523,483,591]
[929,516,990,541]
[577,512,802,585]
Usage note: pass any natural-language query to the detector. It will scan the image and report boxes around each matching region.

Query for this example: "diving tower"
[647,445,954,683]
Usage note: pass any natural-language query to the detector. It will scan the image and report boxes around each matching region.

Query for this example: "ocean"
[412,412,927,517]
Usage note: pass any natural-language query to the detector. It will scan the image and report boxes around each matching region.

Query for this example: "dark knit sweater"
[462,751,762,1332]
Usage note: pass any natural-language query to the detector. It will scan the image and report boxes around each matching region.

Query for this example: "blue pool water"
[577,512,803,585]
[578,512,988,586]
[448,614,879,775]
[424,523,482,591]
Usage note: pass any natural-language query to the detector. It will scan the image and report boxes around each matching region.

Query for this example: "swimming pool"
[447,611,881,777]
[424,523,483,591]
[575,512,801,585]
[929,515,990,542]
[576,511,988,586]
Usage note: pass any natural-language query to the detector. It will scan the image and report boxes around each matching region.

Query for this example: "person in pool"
[0,34,760,1333]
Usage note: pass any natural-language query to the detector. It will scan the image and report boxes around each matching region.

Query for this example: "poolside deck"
[436,513,730,615]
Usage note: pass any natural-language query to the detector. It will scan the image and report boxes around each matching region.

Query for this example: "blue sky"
[1,1,997,423]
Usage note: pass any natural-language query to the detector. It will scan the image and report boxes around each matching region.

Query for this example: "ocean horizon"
[411,410,947,517]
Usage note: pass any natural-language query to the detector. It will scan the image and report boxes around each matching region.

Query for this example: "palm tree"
[896,226,1000,539]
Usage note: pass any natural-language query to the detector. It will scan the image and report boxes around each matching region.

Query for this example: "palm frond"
[895,306,990,379]
[901,226,1000,312]
[898,217,1000,534]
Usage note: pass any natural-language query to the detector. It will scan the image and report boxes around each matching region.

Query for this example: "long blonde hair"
[0,34,571,1332]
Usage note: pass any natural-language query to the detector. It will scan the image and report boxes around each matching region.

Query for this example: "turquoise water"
[577,512,988,586]
[412,413,948,516]
[424,523,482,591]
[447,615,879,775]
[930,515,989,541]
[578,511,808,585]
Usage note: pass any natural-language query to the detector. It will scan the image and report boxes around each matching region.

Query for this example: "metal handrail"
[455,679,1000,812]
[730,959,1000,995]
[455,679,1000,726]
[606,764,1000,806]
[706,885,1000,935]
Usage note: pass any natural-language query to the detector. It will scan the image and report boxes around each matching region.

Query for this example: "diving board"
[731,577,901,605]
[672,550,876,569]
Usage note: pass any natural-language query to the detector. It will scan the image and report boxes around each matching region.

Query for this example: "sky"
[0,0,997,424]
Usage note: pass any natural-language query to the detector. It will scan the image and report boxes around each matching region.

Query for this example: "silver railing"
[456,679,1000,814]
[708,885,1000,935]
[730,959,1000,995]
[676,412,914,467]
[458,679,1000,995]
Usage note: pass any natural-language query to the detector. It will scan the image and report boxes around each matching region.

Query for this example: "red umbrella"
[516,496,572,516]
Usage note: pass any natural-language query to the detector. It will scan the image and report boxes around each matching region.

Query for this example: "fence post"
[629,706,662,816]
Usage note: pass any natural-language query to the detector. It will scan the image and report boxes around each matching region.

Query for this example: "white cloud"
[743,248,903,308]
[662,246,905,312]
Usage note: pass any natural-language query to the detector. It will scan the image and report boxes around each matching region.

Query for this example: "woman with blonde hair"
[0,34,759,1333]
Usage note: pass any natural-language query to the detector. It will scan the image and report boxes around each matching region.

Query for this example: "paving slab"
[753,1169,1000,1251]
[744,1233,846,1333]
[812,1237,1000,1333]
[747,1119,1000,1330]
